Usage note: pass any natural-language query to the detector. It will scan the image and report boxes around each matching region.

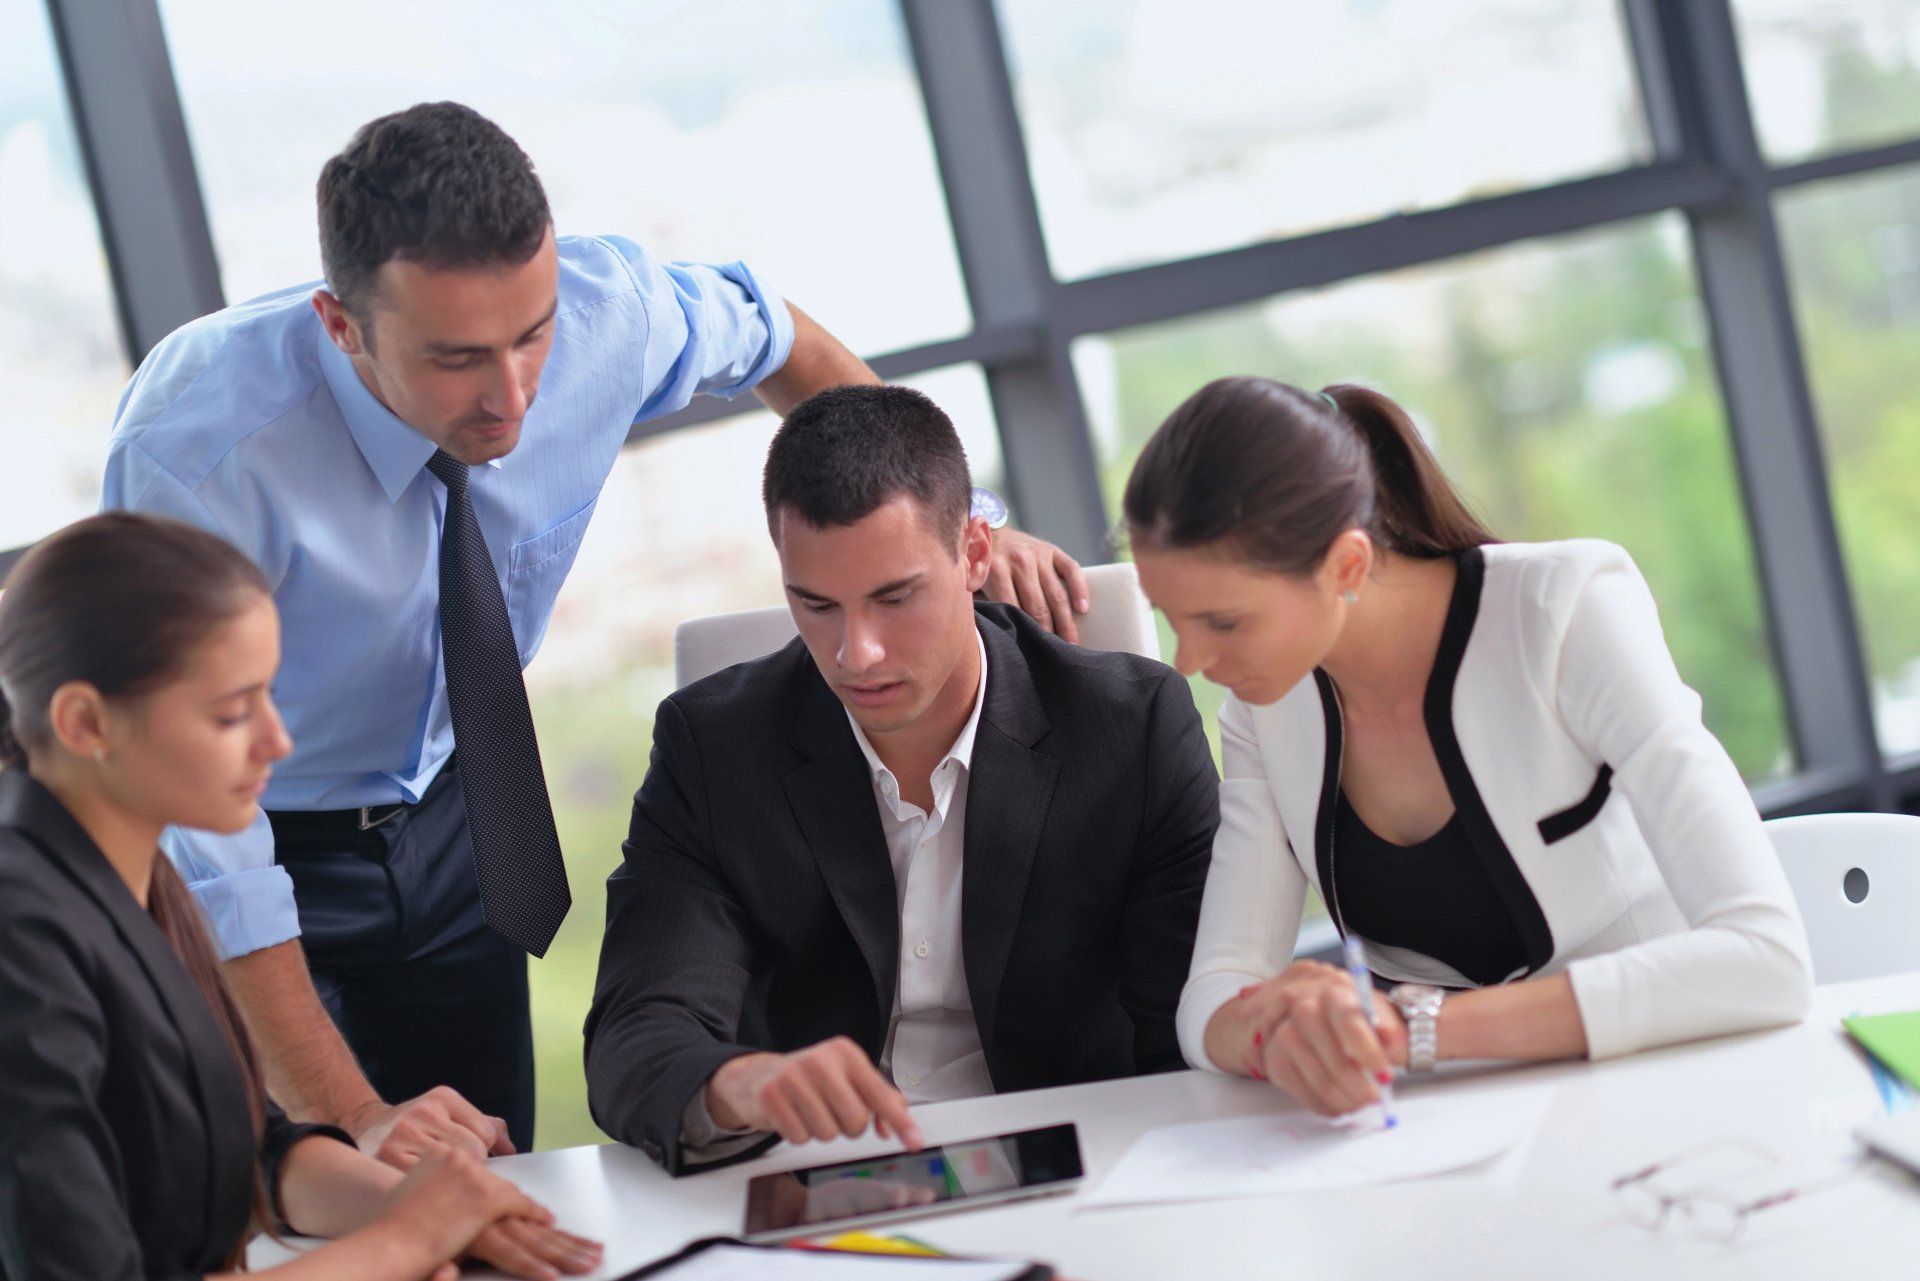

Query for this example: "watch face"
[970,486,1010,530]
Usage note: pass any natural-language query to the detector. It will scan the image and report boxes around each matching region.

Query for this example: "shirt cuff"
[189,864,303,959]
[679,1082,771,1165]
[702,260,795,400]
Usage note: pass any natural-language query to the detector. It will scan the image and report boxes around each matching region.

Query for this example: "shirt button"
[907,1073,921,1087]
[915,940,930,958]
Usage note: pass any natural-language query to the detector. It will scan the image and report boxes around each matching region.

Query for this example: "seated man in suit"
[585,384,1219,1173]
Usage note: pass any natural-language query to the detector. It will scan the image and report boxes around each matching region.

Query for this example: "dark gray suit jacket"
[0,770,342,1280]
[584,604,1219,1174]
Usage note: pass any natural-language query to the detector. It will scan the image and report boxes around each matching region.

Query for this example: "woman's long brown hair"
[0,512,277,1268]
[1123,376,1497,572]
[150,857,274,1269]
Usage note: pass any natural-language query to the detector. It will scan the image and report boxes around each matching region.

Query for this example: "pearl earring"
[92,748,106,766]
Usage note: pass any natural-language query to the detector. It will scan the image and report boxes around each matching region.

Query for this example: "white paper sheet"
[1081,1081,1558,1209]
[646,1244,1034,1279]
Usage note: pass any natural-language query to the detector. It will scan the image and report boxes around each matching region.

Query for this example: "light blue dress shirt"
[102,234,793,959]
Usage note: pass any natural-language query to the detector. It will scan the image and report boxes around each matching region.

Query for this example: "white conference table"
[258,973,1920,1279]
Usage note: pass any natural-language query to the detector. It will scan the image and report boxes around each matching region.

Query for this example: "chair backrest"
[1763,812,1920,983]
[673,561,1160,690]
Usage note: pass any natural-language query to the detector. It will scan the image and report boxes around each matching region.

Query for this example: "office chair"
[1764,811,1920,982]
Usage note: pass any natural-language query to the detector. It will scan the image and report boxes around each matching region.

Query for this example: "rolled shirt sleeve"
[597,235,796,418]
[106,442,300,960]
[164,813,301,959]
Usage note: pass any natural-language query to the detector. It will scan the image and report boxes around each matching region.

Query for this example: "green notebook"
[1843,1010,1920,1090]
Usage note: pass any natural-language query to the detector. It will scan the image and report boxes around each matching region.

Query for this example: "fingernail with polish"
[1376,1070,1393,1085]
[1253,1031,1263,1047]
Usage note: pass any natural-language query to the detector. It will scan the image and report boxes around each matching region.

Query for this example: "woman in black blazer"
[0,513,600,1281]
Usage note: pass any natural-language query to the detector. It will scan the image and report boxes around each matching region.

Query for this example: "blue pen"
[1343,936,1399,1129]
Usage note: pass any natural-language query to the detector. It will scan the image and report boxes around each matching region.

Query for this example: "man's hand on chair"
[981,529,1090,643]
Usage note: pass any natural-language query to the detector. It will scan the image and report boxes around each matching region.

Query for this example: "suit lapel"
[782,670,900,1040]
[0,770,255,1254]
[961,618,1059,1060]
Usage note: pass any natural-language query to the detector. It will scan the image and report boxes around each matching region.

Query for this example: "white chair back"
[1764,811,1920,983]
[673,561,1160,690]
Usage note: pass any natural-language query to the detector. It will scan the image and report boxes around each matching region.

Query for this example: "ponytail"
[1321,383,1497,558]
[1124,375,1496,574]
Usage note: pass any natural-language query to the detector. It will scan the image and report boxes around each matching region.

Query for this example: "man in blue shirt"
[103,101,1085,1162]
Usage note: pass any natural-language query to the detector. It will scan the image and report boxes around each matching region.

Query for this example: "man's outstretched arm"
[227,940,514,1167]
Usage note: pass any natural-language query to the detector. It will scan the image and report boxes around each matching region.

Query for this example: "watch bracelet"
[1406,1015,1440,1073]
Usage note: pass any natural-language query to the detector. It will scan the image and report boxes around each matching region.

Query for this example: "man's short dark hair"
[763,385,973,550]
[317,101,551,316]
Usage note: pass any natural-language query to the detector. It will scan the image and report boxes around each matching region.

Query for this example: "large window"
[999,0,1649,279]
[0,0,127,548]
[1735,0,1920,162]
[17,0,1916,1158]
[1078,217,1793,782]
[157,0,970,355]
[1778,166,1920,759]
[526,365,1003,1149]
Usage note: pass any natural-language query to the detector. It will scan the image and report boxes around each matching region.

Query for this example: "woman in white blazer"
[1123,376,1813,1117]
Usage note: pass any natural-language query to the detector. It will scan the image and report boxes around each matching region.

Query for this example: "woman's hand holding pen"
[1211,962,1408,1117]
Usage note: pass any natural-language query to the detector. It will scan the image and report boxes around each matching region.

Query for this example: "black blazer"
[0,771,340,1280]
[585,604,1220,1174]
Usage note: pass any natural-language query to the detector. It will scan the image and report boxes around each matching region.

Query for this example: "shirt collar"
[316,325,502,503]
[846,625,989,787]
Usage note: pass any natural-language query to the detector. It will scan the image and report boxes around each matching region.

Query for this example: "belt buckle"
[356,802,405,831]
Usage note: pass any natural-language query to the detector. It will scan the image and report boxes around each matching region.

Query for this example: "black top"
[1309,547,1556,981]
[585,604,1221,1175]
[1330,789,1528,988]
[0,770,348,1280]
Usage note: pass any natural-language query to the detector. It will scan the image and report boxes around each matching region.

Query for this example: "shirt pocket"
[505,497,599,664]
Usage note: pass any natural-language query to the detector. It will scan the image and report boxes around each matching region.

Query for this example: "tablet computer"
[742,1122,1084,1243]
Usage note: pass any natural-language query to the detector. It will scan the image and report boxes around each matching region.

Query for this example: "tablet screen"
[743,1123,1082,1236]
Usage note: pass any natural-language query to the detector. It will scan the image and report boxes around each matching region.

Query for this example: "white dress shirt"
[848,628,993,1104]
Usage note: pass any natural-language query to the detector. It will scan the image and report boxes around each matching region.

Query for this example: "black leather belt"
[266,799,411,836]
[266,756,455,839]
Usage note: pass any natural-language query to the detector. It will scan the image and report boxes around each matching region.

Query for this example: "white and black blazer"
[1176,539,1814,1069]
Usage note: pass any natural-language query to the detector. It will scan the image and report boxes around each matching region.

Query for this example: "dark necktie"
[426,449,571,956]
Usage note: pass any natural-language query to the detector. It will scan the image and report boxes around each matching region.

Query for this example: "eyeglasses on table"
[1610,1138,1862,1244]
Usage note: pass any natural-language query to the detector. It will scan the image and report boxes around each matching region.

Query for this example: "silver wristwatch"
[970,486,1010,530]
[1389,983,1446,1074]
